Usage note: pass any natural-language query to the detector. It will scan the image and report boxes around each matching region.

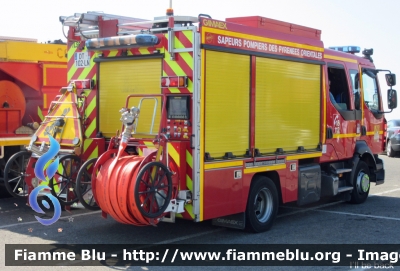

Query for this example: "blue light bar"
[85,34,159,50]
[329,46,360,54]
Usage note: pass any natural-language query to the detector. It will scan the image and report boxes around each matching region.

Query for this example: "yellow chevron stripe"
[108,50,118,57]
[67,46,79,81]
[85,117,97,138]
[89,146,98,160]
[186,174,193,191]
[180,52,194,68]
[186,149,193,168]
[174,33,187,49]
[167,88,182,93]
[164,50,186,75]
[83,139,99,159]
[165,37,193,69]
[85,91,96,112]
[184,203,195,219]
[182,30,194,44]
[139,48,149,55]
[67,46,97,81]
[168,143,180,167]
[185,149,194,219]
[78,60,95,80]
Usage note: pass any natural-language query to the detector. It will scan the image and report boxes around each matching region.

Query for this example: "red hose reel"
[92,147,179,226]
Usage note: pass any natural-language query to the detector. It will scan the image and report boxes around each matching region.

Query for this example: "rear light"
[73,79,93,90]
[161,76,188,88]
[393,129,400,135]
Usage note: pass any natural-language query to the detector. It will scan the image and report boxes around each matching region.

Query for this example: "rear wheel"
[245,176,278,233]
[3,151,31,198]
[76,158,99,210]
[349,161,370,204]
[387,140,396,157]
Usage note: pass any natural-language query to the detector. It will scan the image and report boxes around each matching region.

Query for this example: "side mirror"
[386,74,396,87]
[388,89,397,109]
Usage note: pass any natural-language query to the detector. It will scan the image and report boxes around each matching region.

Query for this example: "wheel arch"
[245,172,280,232]
[350,141,377,184]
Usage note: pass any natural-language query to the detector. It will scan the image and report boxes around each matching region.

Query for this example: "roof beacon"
[329,46,360,54]
[166,0,174,16]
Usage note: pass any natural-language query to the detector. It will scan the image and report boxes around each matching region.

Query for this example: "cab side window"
[328,66,351,111]
[362,69,380,111]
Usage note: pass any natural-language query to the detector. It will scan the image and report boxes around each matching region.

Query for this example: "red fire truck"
[54,9,396,232]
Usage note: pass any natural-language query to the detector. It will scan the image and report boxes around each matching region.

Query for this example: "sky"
[1,0,400,120]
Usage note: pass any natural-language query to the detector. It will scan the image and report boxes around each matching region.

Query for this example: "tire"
[134,161,172,218]
[349,161,370,204]
[387,140,396,157]
[3,151,31,198]
[245,176,279,233]
[76,158,100,210]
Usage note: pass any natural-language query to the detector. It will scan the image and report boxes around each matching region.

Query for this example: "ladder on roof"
[59,11,149,39]
[60,11,199,39]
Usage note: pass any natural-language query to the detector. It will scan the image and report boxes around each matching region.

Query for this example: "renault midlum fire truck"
[58,9,397,232]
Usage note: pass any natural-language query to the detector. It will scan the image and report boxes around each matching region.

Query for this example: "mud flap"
[374,156,385,185]
[212,212,245,230]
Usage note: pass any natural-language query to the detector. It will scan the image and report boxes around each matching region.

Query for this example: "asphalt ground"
[1,154,400,271]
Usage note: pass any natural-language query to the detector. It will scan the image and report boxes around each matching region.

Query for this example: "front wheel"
[245,176,279,233]
[349,161,370,204]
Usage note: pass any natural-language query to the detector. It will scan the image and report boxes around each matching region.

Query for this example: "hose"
[92,148,178,226]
